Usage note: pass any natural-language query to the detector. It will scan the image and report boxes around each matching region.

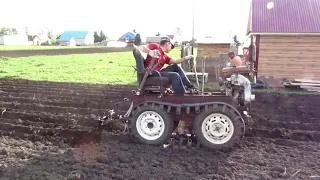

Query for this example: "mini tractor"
[97,35,256,151]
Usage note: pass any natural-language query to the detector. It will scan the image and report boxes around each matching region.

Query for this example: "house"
[28,35,41,45]
[118,32,136,43]
[0,34,28,45]
[28,35,51,45]
[58,31,94,46]
[246,0,320,81]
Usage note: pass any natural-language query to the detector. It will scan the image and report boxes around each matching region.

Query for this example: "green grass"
[0,45,107,51]
[0,47,318,95]
[0,48,181,85]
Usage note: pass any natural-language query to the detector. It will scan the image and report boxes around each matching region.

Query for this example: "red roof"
[248,0,320,34]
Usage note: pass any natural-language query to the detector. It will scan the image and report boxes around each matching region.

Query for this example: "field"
[0,46,134,58]
[0,47,320,180]
[0,45,108,51]
[0,46,181,84]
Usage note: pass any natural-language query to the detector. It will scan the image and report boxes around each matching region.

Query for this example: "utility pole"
[192,2,195,41]
[25,27,28,36]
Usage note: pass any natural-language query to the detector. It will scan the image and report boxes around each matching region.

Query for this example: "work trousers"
[159,64,192,94]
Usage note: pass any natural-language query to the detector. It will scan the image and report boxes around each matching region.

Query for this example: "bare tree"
[175,27,182,36]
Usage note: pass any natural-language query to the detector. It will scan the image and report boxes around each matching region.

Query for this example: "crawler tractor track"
[127,101,246,151]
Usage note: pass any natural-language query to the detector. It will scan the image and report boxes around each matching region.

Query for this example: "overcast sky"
[1,0,251,40]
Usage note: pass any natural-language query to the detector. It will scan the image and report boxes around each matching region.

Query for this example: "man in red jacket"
[136,37,197,94]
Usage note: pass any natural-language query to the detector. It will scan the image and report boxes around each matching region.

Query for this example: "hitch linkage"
[97,109,123,125]
[96,98,133,130]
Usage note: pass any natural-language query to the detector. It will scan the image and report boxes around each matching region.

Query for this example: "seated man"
[135,37,197,94]
[228,52,245,66]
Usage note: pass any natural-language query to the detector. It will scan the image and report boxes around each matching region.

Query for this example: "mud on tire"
[193,103,245,151]
[128,103,174,145]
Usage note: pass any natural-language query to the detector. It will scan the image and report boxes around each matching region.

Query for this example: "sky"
[0,0,251,41]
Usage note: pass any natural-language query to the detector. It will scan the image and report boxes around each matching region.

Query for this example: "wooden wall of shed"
[197,43,230,57]
[196,43,230,75]
[258,35,320,81]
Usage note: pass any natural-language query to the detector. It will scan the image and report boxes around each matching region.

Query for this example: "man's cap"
[160,36,175,49]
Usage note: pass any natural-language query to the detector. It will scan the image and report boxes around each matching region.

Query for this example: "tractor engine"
[224,73,255,106]
[219,67,255,107]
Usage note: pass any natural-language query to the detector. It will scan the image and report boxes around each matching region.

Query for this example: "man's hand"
[183,55,194,61]
[168,55,194,64]
[148,49,160,58]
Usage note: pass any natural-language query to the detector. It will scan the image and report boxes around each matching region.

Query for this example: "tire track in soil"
[1,79,320,180]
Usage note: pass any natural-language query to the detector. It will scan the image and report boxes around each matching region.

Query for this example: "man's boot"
[186,84,199,93]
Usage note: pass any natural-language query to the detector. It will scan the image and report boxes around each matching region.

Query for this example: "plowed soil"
[1,78,320,180]
[0,47,133,58]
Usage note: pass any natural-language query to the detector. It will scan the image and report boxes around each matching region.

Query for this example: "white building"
[0,34,29,45]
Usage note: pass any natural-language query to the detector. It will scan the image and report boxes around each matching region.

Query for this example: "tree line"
[0,27,18,35]
[94,30,107,43]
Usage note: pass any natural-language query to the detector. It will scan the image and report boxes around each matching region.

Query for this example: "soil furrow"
[0,95,124,110]
[0,85,133,95]
[251,118,320,130]
[0,122,93,140]
[0,130,66,142]
[251,108,320,114]
[244,136,320,149]
[0,117,96,131]
[251,114,320,123]
[247,128,320,142]
[0,91,127,103]
[1,110,91,125]
[0,101,102,115]
[0,88,127,98]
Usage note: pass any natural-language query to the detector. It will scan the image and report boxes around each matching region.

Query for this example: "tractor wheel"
[129,104,174,145]
[193,104,245,151]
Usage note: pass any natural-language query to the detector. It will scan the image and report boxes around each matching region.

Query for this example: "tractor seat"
[144,76,171,86]
[133,48,171,87]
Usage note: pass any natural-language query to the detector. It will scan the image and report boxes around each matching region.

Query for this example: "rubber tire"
[129,104,174,145]
[193,104,244,151]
